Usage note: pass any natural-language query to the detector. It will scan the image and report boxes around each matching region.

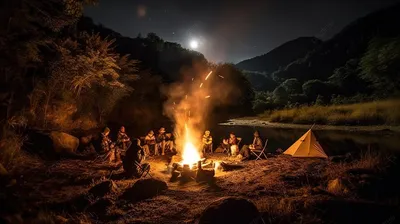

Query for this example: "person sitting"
[202,130,213,154]
[156,127,167,155]
[123,139,150,178]
[165,132,175,153]
[143,130,156,156]
[228,132,240,156]
[101,127,119,163]
[117,126,132,154]
[238,130,263,160]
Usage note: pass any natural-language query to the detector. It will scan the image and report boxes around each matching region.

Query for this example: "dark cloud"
[85,0,400,63]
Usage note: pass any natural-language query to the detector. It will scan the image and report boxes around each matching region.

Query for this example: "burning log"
[196,161,215,182]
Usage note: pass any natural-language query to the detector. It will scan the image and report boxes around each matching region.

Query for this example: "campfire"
[168,124,216,181]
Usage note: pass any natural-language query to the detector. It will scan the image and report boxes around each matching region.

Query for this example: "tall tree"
[360,37,400,95]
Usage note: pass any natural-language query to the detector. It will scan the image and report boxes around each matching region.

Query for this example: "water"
[209,125,400,156]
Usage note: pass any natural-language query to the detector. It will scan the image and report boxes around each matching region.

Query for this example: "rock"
[0,163,11,187]
[0,163,8,176]
[327,178,349,195]
[49,131,79,154]
[66,194,91,211]
[89,180,118,197]
[55,215,68,223]
[197,197,260,224]
[87,198,114,214]
[121,178,167,201]
[80,135,93,146]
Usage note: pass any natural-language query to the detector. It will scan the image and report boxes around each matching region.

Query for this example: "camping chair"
[251,139,268,161]
[135,161,152,178]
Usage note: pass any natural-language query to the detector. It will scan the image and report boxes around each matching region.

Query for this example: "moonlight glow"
[190,40,199,49]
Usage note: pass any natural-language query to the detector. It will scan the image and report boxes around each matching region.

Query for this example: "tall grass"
[258,99,400,125]
[0,130,27,170]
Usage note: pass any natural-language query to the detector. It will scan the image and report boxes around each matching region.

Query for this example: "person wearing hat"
[202,130,213,154]
[228,132,241,156]
[101,127,117,163]
[117,126,132,155]
[156,127,167,155]
[238,130,263,160]
[143,130,156,156]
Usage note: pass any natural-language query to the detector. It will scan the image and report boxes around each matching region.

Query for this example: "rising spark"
[192,78,194,81]
[199,83,203,88]
[218,75,224,79]
[205,71,212,80]
[205,95,211,98]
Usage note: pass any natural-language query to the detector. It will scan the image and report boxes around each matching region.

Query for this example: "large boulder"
[0,163,9,187]
[89,180,118,197]
[0,163,7,176]
[24,129,79,158]
[121,178,167,201]
[327,178,349,195]
[49,131,79,154]
[197,197,260,224]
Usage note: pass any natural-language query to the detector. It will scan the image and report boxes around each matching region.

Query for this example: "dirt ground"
[1,153,399,224]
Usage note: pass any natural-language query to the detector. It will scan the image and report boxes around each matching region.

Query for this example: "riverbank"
[254,100,400,128]
[220,119,400,133]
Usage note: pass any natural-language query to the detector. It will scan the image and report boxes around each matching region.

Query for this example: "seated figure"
[123,139,150,178]
[202,130,213,153]
[228,132,240,156]
[117,126,132,154]
[101,127,119,163]
[238,130,263,160]
[156,127,174,155]
[143,130,156,156]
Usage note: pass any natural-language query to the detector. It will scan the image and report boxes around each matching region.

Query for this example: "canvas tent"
[284,129,328,158]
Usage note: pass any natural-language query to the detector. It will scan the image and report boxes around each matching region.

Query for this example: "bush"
[0,130,26,170]
[259,99,400,125]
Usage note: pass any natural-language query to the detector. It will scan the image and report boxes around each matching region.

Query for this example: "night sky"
[85,0,400,63]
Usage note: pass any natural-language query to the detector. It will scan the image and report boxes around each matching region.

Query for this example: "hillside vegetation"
[258,99,400,126]
[236,3,400,114]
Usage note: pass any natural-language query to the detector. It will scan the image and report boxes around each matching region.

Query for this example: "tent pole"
[310,123,316,130]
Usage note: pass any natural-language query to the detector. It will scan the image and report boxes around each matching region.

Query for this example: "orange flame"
[181,123,201,169]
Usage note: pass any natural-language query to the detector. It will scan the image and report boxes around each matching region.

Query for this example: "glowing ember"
[218,75,224,79]
[199,83,203,88]
[205,71,212,80]
[205,95,210,98]
[181,142,201,169]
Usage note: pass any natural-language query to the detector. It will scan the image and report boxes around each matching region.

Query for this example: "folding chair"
[251,139,268,161]
[135,161,152,178]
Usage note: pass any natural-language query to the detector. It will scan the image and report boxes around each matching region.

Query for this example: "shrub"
[259,99,400,126]
[0,130,26,170]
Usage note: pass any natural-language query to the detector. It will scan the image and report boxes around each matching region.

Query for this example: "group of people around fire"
[100,125,265,171]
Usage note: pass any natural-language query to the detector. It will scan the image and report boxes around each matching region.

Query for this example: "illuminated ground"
[1,153,398,223]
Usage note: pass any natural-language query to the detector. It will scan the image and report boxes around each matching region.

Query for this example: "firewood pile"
[169,157,215,182]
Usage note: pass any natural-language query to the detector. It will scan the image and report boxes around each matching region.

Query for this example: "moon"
[190,40,199,49]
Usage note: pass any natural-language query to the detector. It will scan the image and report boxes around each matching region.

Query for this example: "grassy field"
[258,99,400,126]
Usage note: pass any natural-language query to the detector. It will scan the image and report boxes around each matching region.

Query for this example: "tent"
[283,129,328,158]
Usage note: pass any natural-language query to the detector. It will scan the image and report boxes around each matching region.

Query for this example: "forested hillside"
[237,3,400,113]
